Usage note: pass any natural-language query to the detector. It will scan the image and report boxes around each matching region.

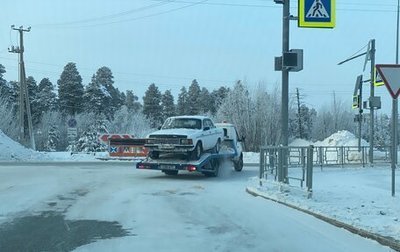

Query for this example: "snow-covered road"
[0,161,392,251]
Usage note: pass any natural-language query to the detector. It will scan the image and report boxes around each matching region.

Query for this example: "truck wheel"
[191,142,203,160]
[163,170,178,176]
[234,154,243,172]
[149,151,159,159]
[203,159,219,177]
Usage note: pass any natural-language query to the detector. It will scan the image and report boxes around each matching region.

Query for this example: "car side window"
[204,119,214,129]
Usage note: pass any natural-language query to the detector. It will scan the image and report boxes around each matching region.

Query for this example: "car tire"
[214,138,221,154]
[234,154,243,172]
[203,159,219,177]
[191,142,203,160]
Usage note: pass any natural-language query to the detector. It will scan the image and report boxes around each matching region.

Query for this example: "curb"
[246,187,400,252]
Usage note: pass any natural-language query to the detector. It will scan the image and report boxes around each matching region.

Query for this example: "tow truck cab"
[215,122,244,171]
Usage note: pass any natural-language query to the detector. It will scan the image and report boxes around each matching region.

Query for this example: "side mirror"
[204,127,210,131]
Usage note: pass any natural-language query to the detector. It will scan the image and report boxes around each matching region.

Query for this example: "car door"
[202,119,215,150]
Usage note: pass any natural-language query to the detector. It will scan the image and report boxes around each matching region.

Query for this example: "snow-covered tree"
[177,87,188,115]
[187,79,201,115]
[199,87,213,114]
[217,81,252,149]
[109,106,153,137]
[37,78,57,112]
[0,98,19,142]
[211,86,229,115]
[34,111,63,151]
[57,62,84,116]
[125,90,141,112]
[143,83,162,127]
[46,124,60,152]
[89,66,122,120]
[161,90,175,121]
[84,74,108,116]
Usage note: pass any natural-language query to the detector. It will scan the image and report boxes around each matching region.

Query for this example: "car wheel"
[191,142,203,160]
[234,154,243,172]
[149,151,159,159]
[214,139,221,154]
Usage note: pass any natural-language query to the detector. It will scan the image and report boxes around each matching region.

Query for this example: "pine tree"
[84,74,107,115]
[187,79,201,115]
[142,83,162,127]
[46,124,59,151]
[211,86,229,115]
[177,87,188,115]
[37,78,57,113]
[199,87,213,114]
[25,76,41,126]
[161,90,175,121]
[125,90,141,112]
[0,64,11,103]
[91,66,122,119]
[57,62,84,116]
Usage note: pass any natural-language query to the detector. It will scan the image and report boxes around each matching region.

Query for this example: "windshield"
[161,118,202,130]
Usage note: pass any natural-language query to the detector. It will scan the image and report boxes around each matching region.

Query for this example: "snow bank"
[0,130,39,161]
[0,129,105,161]
[314,130,368,147]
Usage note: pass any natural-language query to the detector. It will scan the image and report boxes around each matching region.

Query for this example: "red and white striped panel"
[99,134,135,143]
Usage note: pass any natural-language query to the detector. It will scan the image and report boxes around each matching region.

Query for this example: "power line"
[34,1,173,28]
[35,0,209,29]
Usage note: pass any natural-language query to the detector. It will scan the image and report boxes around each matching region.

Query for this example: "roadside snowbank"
[249,166,400,245]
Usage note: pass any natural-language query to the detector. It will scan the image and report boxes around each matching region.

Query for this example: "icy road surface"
[0,161,392,252]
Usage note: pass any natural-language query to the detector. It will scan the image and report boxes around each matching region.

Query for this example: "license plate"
[160,144,174,150]
[160,164,176,170]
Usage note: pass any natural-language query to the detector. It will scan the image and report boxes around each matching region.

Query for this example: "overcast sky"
[1,0,399,114]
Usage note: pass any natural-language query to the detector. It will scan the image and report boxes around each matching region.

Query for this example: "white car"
[145,116,224,160]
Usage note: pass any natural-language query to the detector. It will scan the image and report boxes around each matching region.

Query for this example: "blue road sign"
[299,0,335,28]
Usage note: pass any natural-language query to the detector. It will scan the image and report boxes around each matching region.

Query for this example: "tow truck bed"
[136,140,238,177]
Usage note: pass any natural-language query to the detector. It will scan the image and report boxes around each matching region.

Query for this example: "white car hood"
[148,128,199,138]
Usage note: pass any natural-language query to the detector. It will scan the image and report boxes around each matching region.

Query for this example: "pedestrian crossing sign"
[299,0,335,28]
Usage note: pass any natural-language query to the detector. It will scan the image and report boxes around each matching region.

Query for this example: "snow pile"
[0,129,106,161]
[0,130,40,161]
[250,166,400,244]
[313,130,367,162]
[314,130,368,147]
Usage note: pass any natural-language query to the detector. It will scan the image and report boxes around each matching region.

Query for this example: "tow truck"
[136,122,244,177]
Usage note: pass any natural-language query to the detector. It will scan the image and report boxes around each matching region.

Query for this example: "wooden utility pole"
[8,25,35,150]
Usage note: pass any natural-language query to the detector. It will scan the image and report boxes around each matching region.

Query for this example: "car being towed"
[145,116,224,160]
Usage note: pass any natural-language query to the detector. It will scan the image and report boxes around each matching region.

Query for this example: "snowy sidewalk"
[247,165,400,250]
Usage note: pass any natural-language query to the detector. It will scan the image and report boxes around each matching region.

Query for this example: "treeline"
[0,62,392,152]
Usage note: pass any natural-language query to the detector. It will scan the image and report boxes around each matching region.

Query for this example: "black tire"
[149,151,159,159]
[203,159,219,177]
[234,154,243,172]
[191,142,203,160]
[163,170,178,176]
[213,139,221,154]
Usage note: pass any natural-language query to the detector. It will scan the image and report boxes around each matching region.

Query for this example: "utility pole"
[281,0,290,182]
[8,25,35,150]
[369,39,375,165]
[392,0,399,197]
